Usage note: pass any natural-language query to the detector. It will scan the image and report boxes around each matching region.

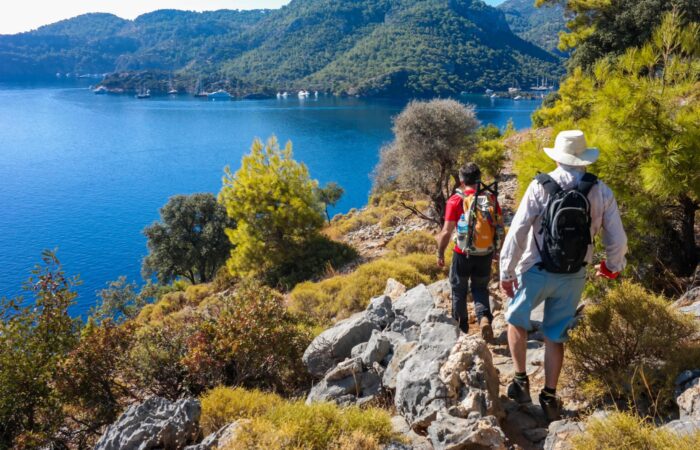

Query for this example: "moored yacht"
[208,90,232,100]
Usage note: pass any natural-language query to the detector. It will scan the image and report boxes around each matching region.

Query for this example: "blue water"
[0,81,541,315]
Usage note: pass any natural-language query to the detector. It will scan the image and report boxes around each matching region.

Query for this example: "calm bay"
[0,81,542,314]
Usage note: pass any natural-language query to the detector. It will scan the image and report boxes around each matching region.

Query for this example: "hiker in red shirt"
[436,162,504,340]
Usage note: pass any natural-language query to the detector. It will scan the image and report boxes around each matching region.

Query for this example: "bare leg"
[508,324,528,373]
[543,337,564,389]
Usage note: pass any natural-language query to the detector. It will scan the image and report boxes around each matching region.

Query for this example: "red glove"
[596,260,620,280]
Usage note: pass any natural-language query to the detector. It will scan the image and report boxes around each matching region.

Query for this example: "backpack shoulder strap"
[535,173,562,196]
[577,173,598,196]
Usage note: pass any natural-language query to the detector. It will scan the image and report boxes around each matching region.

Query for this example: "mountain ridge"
[0,0,564,97]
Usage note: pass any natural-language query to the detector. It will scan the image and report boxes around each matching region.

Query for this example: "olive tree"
[373,99,480,226]
[143,193,234,284]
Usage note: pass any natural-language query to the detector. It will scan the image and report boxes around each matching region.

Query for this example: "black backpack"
[534,172,597,273]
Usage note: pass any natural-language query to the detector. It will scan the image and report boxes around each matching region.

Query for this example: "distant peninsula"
[0,0,565,98]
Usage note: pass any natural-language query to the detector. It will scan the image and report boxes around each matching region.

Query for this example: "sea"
[0,80,542,315]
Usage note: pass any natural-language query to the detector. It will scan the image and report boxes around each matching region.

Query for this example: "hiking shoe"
[506,377,531,404]
[479,317,494,342]
[539,391,562,421]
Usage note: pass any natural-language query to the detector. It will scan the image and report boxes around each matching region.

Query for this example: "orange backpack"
[454,182,504,256]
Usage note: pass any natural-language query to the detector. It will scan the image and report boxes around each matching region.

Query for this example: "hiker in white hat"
[499,130,628,421]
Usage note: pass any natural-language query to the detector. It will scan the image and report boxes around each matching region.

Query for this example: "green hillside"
[0,0,564,97]
[499,0,567,54]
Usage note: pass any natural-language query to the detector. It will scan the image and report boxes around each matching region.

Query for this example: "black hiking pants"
[449,251,493,333]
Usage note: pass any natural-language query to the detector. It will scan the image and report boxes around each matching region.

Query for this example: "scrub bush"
[184,280,313,394]
[289,253,445,324]
[566,281,698,414]
[222,399,394,450]
[572,411,700,450]
[386,230,436,256]
[200,386,283,435]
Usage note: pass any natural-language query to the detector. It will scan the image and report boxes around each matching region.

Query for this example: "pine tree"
[525,11,699,280]
[218,137,326,284]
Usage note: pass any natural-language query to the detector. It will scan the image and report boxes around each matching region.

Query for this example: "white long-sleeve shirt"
[499,165,628,281]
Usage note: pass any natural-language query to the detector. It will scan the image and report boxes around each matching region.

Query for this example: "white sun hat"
[543,130,599,166]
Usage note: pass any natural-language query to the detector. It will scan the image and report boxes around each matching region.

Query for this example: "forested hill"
[0,0,563,97]
[498,0,567,54]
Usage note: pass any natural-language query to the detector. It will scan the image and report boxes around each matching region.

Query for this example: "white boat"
[136,88,151,99]
[490,93,498,98]
[282,91,289,98]
[93,86,108,95]
[276,92,282,99]
[485,89,494,94]
[298,90,310,98]
[513,95,522,100]
[508,87,520,94]
[314,91,319,97]
[168,89,178,95]
[208,89,232,100]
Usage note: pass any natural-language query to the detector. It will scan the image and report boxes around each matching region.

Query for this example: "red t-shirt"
[445,188,502,255]
[445,189,474,254]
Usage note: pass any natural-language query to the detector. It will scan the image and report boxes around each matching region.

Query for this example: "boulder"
[383,341,417,391]
[543,419,586,450]
[306,374,359,404]
[366,295,395,329]
[303,312,379,377]
[664,419,700,436]
[427,412,506,450]
[675,370,700,421]
[394,310,460,430]
[672,287,700,320]
[393,284,436,328]
[184,421,244,450]
[306,357,383,404]
[384,278,407,300]
[95,397,201,450]
[439,334,503,420]
[361,330,392,367]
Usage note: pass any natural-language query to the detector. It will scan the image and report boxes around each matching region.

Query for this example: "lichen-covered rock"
[427,412,506,450]
[543,419,586,450]
[676,371,700,420]
[302,312,379,377]
[439,334,503,420]
[384,278,407,300]
[95,397,201,450]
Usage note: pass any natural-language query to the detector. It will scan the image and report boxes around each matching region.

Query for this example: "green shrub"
[265,234,358,289]
[387,231,436,256]
[200,386,283,435]
[512,132,556,200]
[224,400,393,450]
[289,253,446,324]
[219,137,326,286]
[184,280,313,394]
[474,139,507,180]
[566,281,699,414]
[572,411,700,450]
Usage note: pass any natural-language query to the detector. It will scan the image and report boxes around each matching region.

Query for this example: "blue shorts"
[505,266,586,343]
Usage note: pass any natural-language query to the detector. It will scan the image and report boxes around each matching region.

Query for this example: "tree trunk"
[678,194,698,276]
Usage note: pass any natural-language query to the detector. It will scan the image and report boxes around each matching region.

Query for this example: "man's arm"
[596,189,628,278]
[499,182,541,296]
[436,220,456,268]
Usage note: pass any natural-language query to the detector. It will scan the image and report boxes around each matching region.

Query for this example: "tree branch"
[400,201,440,226]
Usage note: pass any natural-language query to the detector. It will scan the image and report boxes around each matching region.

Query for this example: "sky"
[1,0,504,35]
